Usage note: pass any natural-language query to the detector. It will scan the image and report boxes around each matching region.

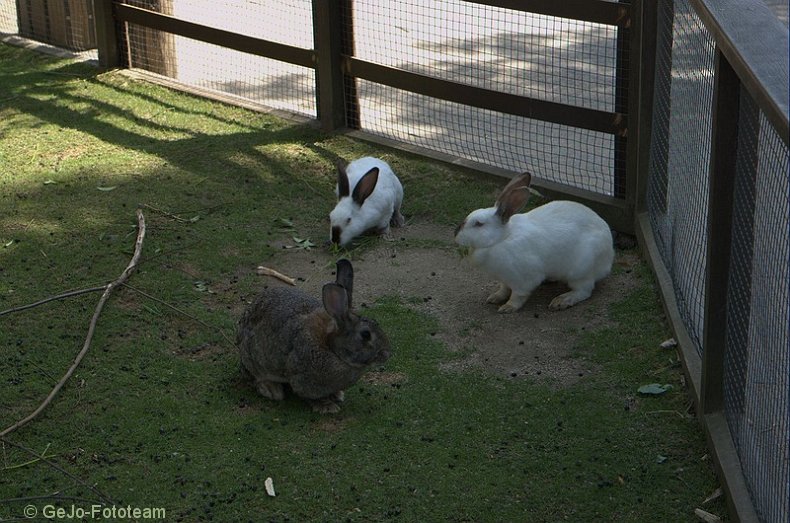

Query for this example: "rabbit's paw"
[549,290,590,310]
[486,284,510,304]
[255,380,285,401]
[310,397,342,414]
[390,210,405,228]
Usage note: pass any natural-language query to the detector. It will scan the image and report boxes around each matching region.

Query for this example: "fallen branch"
[256,265,296,286]
[0,286,107,317]
[0,209,146,438]
[0,437,115,505]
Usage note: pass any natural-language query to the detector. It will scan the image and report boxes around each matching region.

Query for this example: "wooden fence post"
[312,0,357,131]
[701,48,741,415]
[93,0,120,68]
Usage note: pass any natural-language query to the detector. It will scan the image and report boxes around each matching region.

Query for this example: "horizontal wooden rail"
[691,0,789,145]
[114,3,316,69]
[344,58,627,136]
[464,0,631,26]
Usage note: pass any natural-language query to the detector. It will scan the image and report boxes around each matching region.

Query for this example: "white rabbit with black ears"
[329,157,404,247]
[454,172,614,313]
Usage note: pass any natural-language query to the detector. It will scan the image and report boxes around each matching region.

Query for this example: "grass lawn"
[0,43,727,522]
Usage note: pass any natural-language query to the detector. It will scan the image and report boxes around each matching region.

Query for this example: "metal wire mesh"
[345,0,623,195]
[723,93,790,523]
[646,0,715,355]
[1,0,96,51]
[119,0,316,118]
[646,1,789,521]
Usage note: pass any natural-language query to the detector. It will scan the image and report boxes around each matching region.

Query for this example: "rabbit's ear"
[336,160,350,198]
[352,167,380,205]
[335,259,354,308]
[322,283,350,324]
[495,173,532,223]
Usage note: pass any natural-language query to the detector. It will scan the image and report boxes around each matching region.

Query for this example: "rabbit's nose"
[454,220,465,237]
[331,226,342,244]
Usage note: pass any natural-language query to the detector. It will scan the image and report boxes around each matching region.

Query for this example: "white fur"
[455,200,614,312]
[329,157,404,247]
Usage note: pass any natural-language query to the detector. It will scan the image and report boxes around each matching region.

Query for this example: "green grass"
[0,43,726,522]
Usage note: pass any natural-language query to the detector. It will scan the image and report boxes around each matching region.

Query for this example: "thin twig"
[0,286,108,317]
[0,437,115,505]
[139,202,191,223]
[1,443,52,470]
[0,210,146,438]
[120,283,236,348]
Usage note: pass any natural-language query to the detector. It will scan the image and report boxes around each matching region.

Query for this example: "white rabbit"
[329,157,404,247]
[454,172,614,313]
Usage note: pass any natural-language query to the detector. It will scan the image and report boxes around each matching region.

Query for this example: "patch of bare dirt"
[247,222,642,387]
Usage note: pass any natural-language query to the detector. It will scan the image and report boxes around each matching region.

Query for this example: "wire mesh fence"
[645,1,789,521]
[1,0,96,51]
[118,0,316,118]
[345,0,623,195]
[723,95,789,523]
[646,0,714,356]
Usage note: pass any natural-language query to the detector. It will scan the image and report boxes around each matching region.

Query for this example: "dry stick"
[256,266,296,286]
[0,437,115,505]
[0,209,146,438]
[0,286,108,317]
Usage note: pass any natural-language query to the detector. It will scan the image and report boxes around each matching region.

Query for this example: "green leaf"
[3,239,14,248]
[638,383,672,395]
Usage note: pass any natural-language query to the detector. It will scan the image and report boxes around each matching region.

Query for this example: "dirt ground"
[255,221,642,387]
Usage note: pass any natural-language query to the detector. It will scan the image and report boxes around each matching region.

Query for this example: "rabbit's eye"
[360,329,371,341]
[346,217,352,225]
[473,220,484,227]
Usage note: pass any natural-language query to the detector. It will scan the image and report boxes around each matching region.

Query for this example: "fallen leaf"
[660,338,678,349]
[694,508,721,522]
[43,179,57,185]
[703,487,723,505]
[656,455,668,464]
[638,383,672,395]
[97,186,117,191]
[3,240,14,248]
[264,477,276,497]
[292,237,315,250]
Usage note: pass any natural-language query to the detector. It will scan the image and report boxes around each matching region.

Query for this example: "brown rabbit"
[237,259,391,413]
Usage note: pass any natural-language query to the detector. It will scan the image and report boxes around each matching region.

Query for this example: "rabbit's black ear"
[335,259,354,308]
[322,283,350,323]
[352,167,379,205]
[336,160,350,198]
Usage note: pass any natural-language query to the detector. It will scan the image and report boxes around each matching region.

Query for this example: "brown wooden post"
[701,48,741,415]
[634,0,658,214]
[613,0,630,201]
[312,0,357,131]
[126,0,176,76]
[93,0,120,67]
